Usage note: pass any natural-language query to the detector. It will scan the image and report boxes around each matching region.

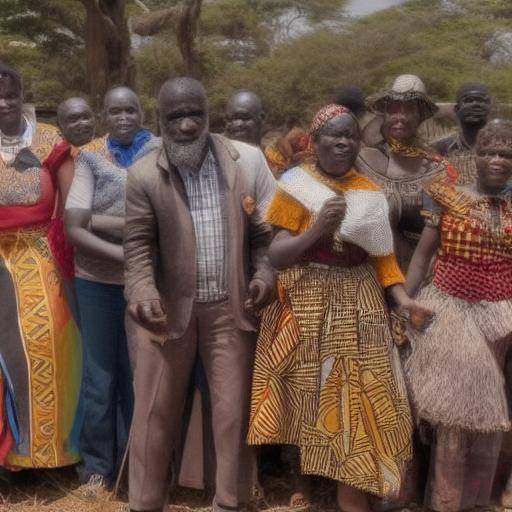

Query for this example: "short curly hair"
[476,119,512,153]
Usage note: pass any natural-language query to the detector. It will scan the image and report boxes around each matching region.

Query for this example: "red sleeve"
[43,140,71,184]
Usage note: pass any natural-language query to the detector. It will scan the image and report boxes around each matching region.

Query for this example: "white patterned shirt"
[180,149,227,302]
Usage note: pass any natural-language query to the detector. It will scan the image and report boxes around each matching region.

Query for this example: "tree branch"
[131,5,182,36]
[177,0,203,74]
[132,0,150,13]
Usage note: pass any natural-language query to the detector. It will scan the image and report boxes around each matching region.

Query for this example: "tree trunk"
[132,0,203,77]
[81,0,135,108]
[177,0,203,76]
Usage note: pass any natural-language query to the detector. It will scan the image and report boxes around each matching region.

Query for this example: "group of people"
[0,58,511,512]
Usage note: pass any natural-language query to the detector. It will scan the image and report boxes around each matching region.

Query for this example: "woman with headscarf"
[404,120,512,512]
[0,62,82,469]
[247,105,431,512]
[357,74,455,272]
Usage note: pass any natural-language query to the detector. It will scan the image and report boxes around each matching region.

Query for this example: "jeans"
[75,278,134,485]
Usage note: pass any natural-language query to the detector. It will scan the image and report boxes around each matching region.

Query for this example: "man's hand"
[244,278,273,314]
[128,299,167,335]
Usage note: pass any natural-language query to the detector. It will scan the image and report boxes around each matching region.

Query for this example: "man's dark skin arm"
[65,208,124,263]
[405,224,440,297]
[90,215,125,238]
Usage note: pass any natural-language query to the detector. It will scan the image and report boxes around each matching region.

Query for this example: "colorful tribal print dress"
[247,164,413,498]
[404,178,512,511]
[405,178,512,432]
[0,117,82,468]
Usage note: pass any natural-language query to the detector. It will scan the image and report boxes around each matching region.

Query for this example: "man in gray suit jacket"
[124,77,276,512]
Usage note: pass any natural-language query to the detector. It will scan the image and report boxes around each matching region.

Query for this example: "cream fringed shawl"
[266,164,404,288]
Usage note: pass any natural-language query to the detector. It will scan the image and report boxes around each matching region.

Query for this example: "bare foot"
[502,491,512,509]
[501,473,512,508]
[337,482,371,512]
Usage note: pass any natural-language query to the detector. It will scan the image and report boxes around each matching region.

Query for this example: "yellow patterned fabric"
[387,137,431,158]
[264,145,288,178]
[0,123,61,207]
[32,123,61,161]
[248,264,412,497]
[429,180,512,261]
[0,228,82,468]
[0,120,82,469]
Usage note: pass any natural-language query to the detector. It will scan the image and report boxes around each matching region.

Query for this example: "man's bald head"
[159,77,210,174]
[57,97,95,147]
[454,82,491,127]
[225,90,264,146]
[158,77,207,109]
[227,90,263,114]
[104,86,141,112]
[104,86,143,144]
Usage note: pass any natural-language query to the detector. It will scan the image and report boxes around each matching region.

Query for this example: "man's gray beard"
[163,130,209,174]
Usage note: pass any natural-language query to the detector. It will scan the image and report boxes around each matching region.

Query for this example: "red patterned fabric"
[309,104,351,137]
[428,179,512,302]
[43,140,72,184]
[434,255,512,302]
[301,237,368,268]
[44,141,75,281]
[0,375,13,465]
[0,169,55,230]
[303,104,355,162]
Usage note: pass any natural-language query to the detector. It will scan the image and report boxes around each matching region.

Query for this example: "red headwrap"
[309,104,352,137]
[302,104,355,163]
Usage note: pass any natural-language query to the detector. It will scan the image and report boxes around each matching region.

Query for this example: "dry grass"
[0,467,506,512]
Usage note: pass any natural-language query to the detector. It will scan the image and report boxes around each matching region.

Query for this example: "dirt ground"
[0,466,507,512]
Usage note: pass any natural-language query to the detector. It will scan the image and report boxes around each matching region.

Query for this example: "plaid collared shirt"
[181,149,228,302]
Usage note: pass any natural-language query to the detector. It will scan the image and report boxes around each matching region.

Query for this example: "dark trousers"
[75,278,134,484]
[129,299,255,511]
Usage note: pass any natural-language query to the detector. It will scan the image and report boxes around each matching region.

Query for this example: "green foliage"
[203,0,512,127]
[2,0,512,130]
[0,0,83,51]
[0,0,86,103]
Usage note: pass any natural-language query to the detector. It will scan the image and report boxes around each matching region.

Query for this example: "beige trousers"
[129,300,255,511]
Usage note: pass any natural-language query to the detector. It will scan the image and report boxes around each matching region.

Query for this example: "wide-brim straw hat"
[367,74,438,122]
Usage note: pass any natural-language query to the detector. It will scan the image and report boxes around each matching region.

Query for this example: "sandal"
[289,491,311,511]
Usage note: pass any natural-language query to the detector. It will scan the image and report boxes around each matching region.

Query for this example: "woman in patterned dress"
[357,74,452,272]
[0,62,82,469]
[404,120,512,511]
[247,105,431,512]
